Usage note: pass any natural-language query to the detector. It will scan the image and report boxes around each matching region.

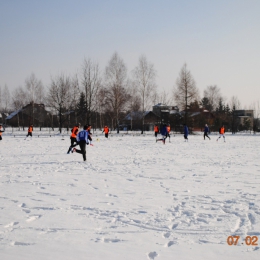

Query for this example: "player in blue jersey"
[203,124,211,140]
[156,124,167,144]
[72,125,89,161]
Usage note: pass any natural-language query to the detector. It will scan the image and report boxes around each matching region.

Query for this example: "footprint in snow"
[102,238,121,243]
[147,251,158,260]
[164,241,176,247]
[162,232,171,238]
[26,215,41,222]
[18,203,27,208]
[4,222,19,228]
[169,223,178,230]
[106,194,117,197]
[11,241,34,246]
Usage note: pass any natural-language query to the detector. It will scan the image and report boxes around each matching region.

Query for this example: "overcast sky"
[0,0,260,108]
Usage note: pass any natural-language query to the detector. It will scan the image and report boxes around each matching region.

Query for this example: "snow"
[0,130,260,260]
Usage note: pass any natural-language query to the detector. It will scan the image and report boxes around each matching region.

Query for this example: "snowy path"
[0,134,260,259]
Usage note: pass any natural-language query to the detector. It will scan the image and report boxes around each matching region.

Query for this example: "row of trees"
[173,64,245,118]
[1,53,157,132]
[173,64,260,132]
[0,52,259,132]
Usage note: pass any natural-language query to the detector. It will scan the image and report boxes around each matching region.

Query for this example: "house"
[153,103,179,117]
[233,110,254,129]
[152,103,180,125]
[189,109,215,130]
[6,102,53,127]
[123,104,181,132]
[123,111,160,131]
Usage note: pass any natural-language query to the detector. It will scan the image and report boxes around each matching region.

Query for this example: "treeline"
[0,53,259,132]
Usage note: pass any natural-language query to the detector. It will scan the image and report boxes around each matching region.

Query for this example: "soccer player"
[217,125,226,142]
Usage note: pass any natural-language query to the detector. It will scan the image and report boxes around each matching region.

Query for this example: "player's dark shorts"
[70,137,77,146]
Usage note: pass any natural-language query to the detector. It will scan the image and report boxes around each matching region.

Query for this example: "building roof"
[124,111,156,120]
[6,110,21,120]
[153,103,167,107]
[63,110,74,116]
[169,110,180,115]
[190,112,201,117]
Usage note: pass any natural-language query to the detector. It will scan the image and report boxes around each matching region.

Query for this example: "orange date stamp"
[227,235,258,246]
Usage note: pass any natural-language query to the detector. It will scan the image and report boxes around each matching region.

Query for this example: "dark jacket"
[161,125,167,136]
[204,126,210,133]
[184,126,189,135]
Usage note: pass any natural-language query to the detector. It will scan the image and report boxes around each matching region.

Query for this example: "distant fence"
[1,126,259,137]
[1,127,154,137]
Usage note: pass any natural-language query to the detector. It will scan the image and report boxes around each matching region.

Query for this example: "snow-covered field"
[0,131,260,260]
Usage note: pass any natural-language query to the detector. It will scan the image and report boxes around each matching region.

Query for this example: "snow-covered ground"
[0,131,260,260]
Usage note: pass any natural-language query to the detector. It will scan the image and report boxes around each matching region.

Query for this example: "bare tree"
[12,87,27,127]
[133,55,157,133]
[127,80,141,111]
[127,80,141,130]
[173,64,200,124]
[104,53,129,133]
[12,87,25,110]
[156,89,172,105]
[67,75,80,127]
[250,100,260,133]
[2,85,11,113]
[25,73,45,103]
[35,83,45,104]
[47,75,71,133]
[203,85,222,112]
[229,95,241,110]
[96,87,107,129]
[25,73,45,124]
[81,58,102,124]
